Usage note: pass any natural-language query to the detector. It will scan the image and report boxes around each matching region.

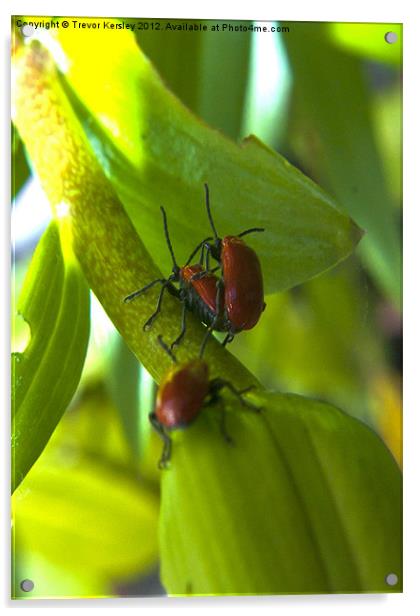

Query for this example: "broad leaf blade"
[12,222,90,491]
[48,21,362,294]
[160,392,401,594]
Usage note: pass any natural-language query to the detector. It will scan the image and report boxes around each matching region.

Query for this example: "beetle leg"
[204,244,211,272]
[198,241,215,271]
[143,281,175,331]
[170,302,187,350]
[157,335,178,363]
[184,236,212,266]
[199,323,215,359]
[215,277,224,315]
[149,413,172,469]
[221,333,235,346]
[199,278,224,358]
[219,405,234,445]
[201,241,221,270]
[211,379,262,413]
[238,384,256,395]
[124,278,168,303]
[190,265,220,281]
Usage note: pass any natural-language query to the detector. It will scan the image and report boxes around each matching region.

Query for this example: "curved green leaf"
[12,125,31,199]
[49,20,362,294]
[160,391,401,594]
[12,40,258,392]
[12,222,90,492]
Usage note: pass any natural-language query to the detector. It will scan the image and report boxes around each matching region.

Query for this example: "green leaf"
[284,23,401,306]
[12,125,31,199]
[160,391,401,594]
[12,222,90,492]
[12,40,258,391]
[132,18,203,116]
[51,20,362,294]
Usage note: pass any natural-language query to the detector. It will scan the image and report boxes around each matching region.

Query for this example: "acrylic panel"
[11,16,402,599]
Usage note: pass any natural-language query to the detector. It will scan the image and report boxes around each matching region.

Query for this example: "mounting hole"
[384,31,398,44]
[20,579,34,592]
[385,572,399,586]
[21,24,35,37]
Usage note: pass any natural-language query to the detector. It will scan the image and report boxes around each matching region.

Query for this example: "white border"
[3,0,412,21]
[2,0,419,614]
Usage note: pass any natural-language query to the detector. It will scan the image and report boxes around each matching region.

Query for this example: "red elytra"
[221,236,264,332]
[179,264,222,315]
[155,359,209,429]
[196,184,266,336]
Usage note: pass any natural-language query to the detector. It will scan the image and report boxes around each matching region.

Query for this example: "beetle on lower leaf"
[150,336,261,469]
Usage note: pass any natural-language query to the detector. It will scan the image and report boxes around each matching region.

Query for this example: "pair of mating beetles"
[124,184,265,468]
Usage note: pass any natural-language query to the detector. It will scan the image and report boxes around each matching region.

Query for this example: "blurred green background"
[12,18,402,598]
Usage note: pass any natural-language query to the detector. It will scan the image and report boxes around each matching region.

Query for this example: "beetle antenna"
[237,227,265,238]
[157,335,178,363]
[204,183,219,241]
[160,207,178,269]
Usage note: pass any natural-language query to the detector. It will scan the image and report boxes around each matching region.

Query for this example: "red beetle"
[149,337,260,468]
[221,235,265,333]
[193,184,266,340]
[124,194,265,355]
[124,207,222,350]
